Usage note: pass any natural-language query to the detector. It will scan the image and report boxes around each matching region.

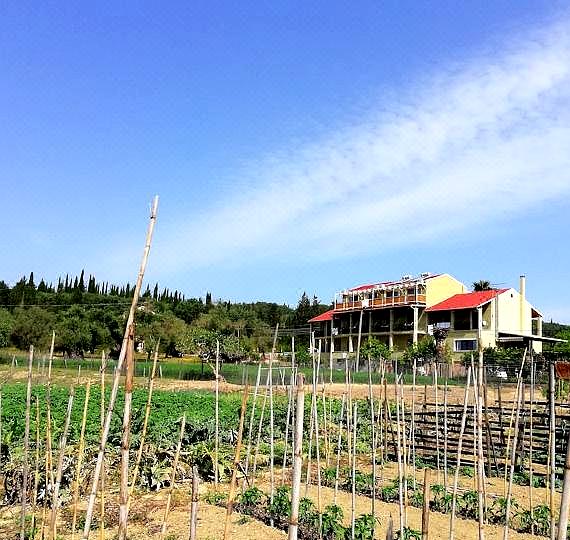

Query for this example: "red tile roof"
[426,289,508,312]
[308,309,335,323]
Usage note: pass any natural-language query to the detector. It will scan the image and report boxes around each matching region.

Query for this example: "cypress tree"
[79,269,85,292]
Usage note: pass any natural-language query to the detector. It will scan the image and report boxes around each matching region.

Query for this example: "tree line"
[0,272,329,358]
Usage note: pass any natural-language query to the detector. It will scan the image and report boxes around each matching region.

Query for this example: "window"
[454,339,477,352]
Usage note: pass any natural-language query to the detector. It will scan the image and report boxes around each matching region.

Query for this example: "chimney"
[519,275,526,332]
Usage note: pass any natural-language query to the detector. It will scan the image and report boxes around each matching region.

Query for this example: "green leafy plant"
[458,490,479,519]
[430,484,452,514]
[352,514,378,540]
[396,527,422,540]
[321,504,345,539]
[239,486,264,508]
[267,485,291,523]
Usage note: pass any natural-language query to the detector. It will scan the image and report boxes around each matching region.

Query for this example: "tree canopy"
[0,271,330,359]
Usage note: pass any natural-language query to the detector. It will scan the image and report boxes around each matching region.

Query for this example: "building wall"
[445,329,496,355]
[425,274,467,307]
[496,288,542,352]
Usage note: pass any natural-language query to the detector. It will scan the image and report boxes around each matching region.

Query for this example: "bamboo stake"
[434,363,441,482]
[41,371,54,540]
[322,384,330,468]
[223,384,249,540]
[443,377,449,491]
[399,368,409,521]
[288,374,305,540]
[0,386,3,499]
[556,424,570,540]
[243,362,262,487]
[71,380,91,540]
[130,339,160,498]
[411,358,417,490]
[20,346,33,540]
[46,353,54,490]
[99,352,106,540]
[368,354,376,530]
[269,325,279,522]
[215,340,220,490]
[312,345,323,536]
[189,465,199,540]
[118,324,136,540]
[31,397,41,536]
[395,372,405,538]
[333,393,346,504]
[252,370,269,482]
[82,195,159,540]
[529,355,535,536]
[158,413,186,540]
[305,351,317,494]
[351,403,358,540]
[281,369,295,485]
[549,359,556,540]
[49,387,75,540]
[449,367,472,540]
[503,377,523,540]
[503,350,527,496]
[475,351,486,539]
[49,331,55,362]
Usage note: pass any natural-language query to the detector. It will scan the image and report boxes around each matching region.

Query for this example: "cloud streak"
[155,19,570,272]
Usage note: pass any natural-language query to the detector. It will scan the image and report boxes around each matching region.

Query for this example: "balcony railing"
[335,293,426,312]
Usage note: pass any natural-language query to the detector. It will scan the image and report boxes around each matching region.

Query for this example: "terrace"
[334,279,427,312]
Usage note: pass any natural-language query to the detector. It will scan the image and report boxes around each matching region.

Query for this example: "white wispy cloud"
[155,19,570,272]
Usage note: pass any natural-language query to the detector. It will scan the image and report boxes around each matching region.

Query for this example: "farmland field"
[0,357,565,539]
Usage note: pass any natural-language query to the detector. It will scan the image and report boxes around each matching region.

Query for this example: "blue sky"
[1,2,570,322]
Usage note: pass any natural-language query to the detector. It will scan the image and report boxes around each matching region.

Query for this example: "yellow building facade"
[309,273,543,358]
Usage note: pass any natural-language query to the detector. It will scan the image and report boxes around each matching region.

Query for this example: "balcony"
[335,293,426,312]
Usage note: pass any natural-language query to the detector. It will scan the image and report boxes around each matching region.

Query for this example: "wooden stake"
[99,352,106,540]
[449,367,472,540]
[243,362,262,487]
[130,339,160,498]
[252,371,269,482]
[434,363,441,481]
[351,403,358,540]
[476,351,486,540]
[333,393,346,505]
[549,359,556,540]
[159,414,186,540]
[503,378,523,540]
[421,468,431,540]
[49,387,75,540]
[443,377,449,491]
[223,384,249,540]
[118,324,136,540]
[71,380,91,540]
[529,354,535,536]
[288,374,305,540]
[368,354,377,530]
[189,465,199,540]
[281,369,295,485]
[31,397,41,536]
[215,340,220,490]
[82,196,159,540]
[20,346,33,540]
[269,325,278,522]
[557,420,570,540]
